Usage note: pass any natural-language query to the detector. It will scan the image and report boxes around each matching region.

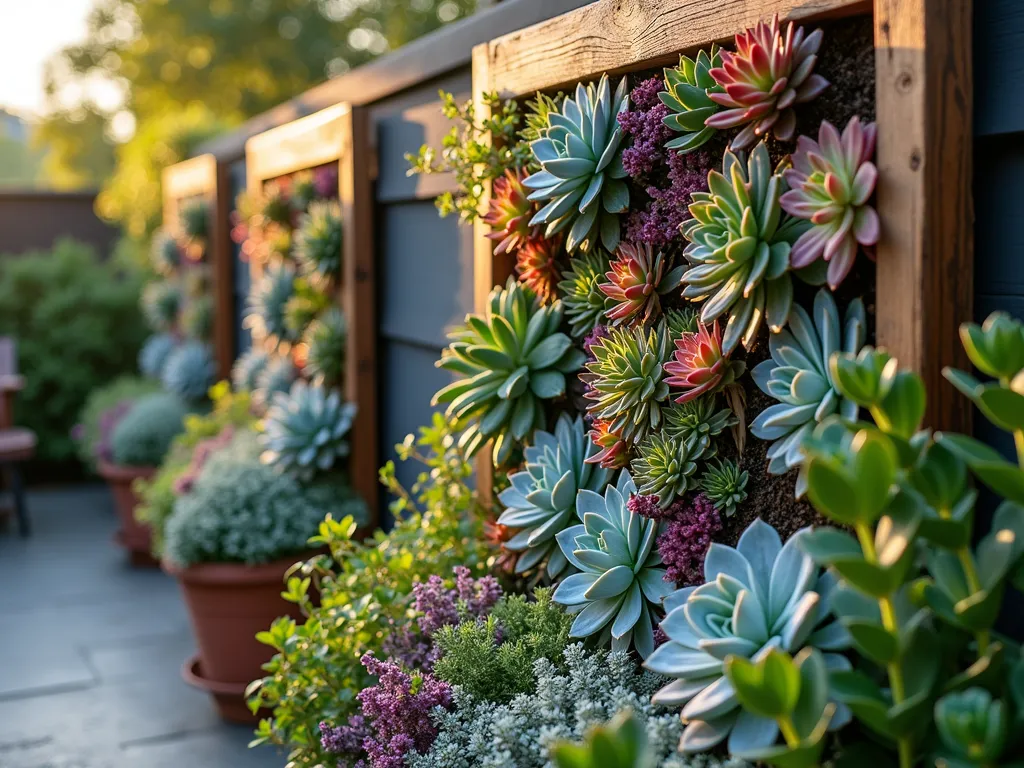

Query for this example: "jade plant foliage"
[726,311,1024,768]
[248,415,491,768]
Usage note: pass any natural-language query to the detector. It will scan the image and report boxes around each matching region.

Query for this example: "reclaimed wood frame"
[471,0,973,502]
[162,154,235,380]
[244,103,380,526]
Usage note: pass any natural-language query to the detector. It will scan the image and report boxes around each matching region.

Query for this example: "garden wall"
[0,190,116,257]
[189,0,595,514]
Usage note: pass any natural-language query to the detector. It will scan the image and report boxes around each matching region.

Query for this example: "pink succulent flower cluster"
[599,242,681,326]
[663,320,745,403]
[706,14,830,150]
[482,168,537,256]
[781,116,879,288]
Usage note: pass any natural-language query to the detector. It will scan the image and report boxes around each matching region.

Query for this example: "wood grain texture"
[339,106,381,527]
[480,0,868,97]
[245,103,350,191]
[874,0,973,433]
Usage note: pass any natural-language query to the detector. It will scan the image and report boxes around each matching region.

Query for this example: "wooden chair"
[0,337,35,536]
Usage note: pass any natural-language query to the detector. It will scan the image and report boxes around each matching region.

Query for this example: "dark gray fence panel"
[973,0,1024,636]
[372,71,474,517]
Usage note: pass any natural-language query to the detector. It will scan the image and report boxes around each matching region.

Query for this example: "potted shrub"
[160,428,367,723]
[101,391,188,565]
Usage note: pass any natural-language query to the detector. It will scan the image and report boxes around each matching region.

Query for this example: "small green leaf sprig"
[788,311,1024,768]
[406,91,533,224]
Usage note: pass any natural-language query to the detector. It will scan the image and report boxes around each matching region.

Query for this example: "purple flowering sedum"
[353,653,453,768]
[655,493,722,586]
[413,566,502,636]
[780,116,879,289]
[618,76,711,246]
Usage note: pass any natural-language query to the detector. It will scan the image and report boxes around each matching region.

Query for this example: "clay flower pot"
[164,556,305,723]
[97,460,157,567]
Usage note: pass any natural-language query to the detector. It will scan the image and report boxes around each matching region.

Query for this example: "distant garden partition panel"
[244,103,379,526]
[469,0,973,501]
[161,153,233,379]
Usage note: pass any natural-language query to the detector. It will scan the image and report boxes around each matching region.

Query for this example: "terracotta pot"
[164,556,305,723]
[98,461,157,567]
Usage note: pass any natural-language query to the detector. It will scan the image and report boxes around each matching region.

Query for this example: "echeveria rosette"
[661,46,724,154]
[161,340,215,402]
[150,230,180,275]
[599,242,684,326]
[645,519,850,754]
[260,379,356,481]
[664,320,746,404]
[516,236,561,305]
[665,395,737,445]
[699,459,749,517]
[253,352,297,408]
[433,278,586,467]
[524,74,630,254]
[581,323,672,447]
[483,168,537,256]
[780,117,879,290]
[559,251,613,338]
[497,414,615,579]
[245,261,297,348]
[141,279,183,333]
[681,142,815,355]
[232,347,269,392]
[706,15,829,151]
[751,289,866,495]
[632,432,714,508]
[587,418,631,470]
[552,471,672,659]
[302,306,347,387]
[139,333,178,380]
[294,200,343,287]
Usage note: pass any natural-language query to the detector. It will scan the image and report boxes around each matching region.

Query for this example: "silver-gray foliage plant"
[164,429,367,567]
[407,644,751,768]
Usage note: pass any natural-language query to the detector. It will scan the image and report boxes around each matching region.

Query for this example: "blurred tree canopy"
[37,0,478,239]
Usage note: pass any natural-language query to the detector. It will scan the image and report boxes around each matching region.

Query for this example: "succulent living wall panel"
[235,104,379,525]
[394,1,1024,766]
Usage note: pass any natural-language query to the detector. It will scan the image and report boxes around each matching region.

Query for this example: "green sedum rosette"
[433,278,586,467]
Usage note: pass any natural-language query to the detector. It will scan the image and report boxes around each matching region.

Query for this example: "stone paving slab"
[0,486,285,767]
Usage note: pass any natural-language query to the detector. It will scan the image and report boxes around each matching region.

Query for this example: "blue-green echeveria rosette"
[750,289,866,496]
[433,278,587,467]
[524,74,630,254]
[552,471,672,659]
[681,142,815,355]
[644,519,850,755]
[139,333,178,380]
[260,379,356,481]
[161,340,215,402]
[497,413,614,579]
[245,261,297,347]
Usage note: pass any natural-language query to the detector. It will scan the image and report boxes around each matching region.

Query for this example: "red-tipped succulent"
[706,15,829,150]
[598,242,684,326]
[515,236,561,304]
[780,116,879,289]
[483,168,536,255]
[664,320,746,403]
[585,418,630,469]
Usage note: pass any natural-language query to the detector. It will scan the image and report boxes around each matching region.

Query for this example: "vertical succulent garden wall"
[238,104,379,526]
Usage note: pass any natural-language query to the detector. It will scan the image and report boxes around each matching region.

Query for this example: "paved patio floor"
[0,486,285,768]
